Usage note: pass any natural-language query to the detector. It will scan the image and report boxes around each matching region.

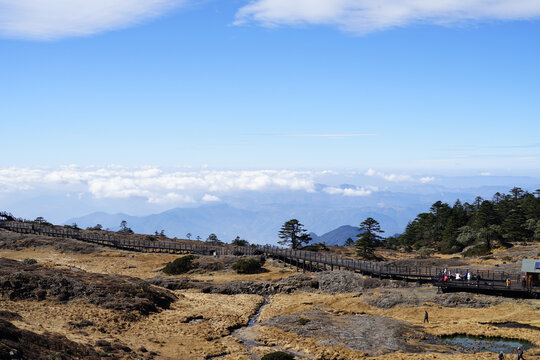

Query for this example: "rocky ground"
[0,229,539,359]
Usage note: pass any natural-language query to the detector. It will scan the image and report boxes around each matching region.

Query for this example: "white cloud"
[323,186,373,196]
[365,168,435,183]
[419,176,435,184]
[0,166,316,203]
[364,168,412,182]
[202,194,221,202]
[234,0,540,34]
[0,0,185,40]
[480,172,492,176]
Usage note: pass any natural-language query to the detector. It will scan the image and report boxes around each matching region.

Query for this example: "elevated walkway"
[0,218,538,298]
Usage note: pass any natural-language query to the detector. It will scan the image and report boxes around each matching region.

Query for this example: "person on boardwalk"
[506,278,511,288]
[423,311,429,324]
[515,346,525,360]
[498,351,505,359]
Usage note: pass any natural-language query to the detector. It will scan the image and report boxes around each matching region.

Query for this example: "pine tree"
[355,217,384,259]
[278,219,312,249]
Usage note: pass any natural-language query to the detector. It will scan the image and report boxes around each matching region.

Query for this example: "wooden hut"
[521,259,540,289]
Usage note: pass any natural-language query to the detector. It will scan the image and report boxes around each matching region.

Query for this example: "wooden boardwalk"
[0,219,538,298]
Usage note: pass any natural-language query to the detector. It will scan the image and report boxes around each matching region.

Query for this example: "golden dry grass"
[1,243,540,360]
[0,292,263,360]
[0,248,297,282]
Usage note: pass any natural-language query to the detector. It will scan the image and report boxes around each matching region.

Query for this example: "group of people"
[440,268,475,282]
[499,346,525,359]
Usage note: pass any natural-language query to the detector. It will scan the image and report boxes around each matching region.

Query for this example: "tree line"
[387,187,540,256]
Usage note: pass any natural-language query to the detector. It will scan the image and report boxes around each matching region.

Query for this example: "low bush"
[463,245,491,257]
[261,352,295,360]
[162,255,196,275]
[309,280,319,289]
[22,258,37,265]
[232,257,264,274]
[297,317,310,325]
[415,247,435,259]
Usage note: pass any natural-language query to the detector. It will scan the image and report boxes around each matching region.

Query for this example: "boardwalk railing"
[0,219,537,297]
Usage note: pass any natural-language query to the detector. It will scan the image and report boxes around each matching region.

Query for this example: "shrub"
[309,280,319,289]
[233,250,244,256]
[232,257,264,274]
[297,317,310,325]
[22,258,37,265]
[86,224,103,231]
[415,248,435,259]
[231,237,249,247]
[261,352,295,360]
[137,280,150,292]
[163,255,196,275]
[463,245,491,257]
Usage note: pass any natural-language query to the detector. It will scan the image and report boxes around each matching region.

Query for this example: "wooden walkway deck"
[1,219,538,298]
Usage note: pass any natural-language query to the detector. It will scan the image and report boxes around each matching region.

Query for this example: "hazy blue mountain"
[68,203,399,245]
[59,180,540,245]
[313,225,359,246]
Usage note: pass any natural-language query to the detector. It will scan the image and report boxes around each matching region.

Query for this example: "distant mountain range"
[67,204,395,245]
[58,181,539,245]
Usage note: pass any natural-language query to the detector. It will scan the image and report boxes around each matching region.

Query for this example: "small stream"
[231,296,312,360]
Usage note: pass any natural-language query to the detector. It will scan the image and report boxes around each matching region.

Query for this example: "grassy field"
[1,229,539,359]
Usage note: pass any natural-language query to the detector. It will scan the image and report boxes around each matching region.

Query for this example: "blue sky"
[1,0,540,174]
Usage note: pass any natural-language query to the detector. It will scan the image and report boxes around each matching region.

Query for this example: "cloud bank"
[0,0,185,40]
[234,0,540,34]
[0,166,316,204]
[323,185,375,196]
[365,168,435,183]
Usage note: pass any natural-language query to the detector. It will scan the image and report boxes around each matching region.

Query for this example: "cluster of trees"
[388,188,540,255]
[277,187,539,259]
[33,187,537,259]
[277,218,383,259]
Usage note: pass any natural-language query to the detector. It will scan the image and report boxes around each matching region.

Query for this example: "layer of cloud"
[0,0,185,40]
[419,176,435,184]
[365,168,435,183]
[323,185,375,196]
[365,168,412,182]
[234,0,540,34]
[0,166,316,203]
[202,194,221,202]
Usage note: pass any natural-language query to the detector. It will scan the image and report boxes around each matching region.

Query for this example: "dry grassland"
[1,237,539,360]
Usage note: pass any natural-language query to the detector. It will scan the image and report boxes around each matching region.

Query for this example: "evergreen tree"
[118,220,133,234]
[278,219,312,249]
[232,236,249,246]
[355,217,384,259]
[502,209,527,242]
[206,233,221,243]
